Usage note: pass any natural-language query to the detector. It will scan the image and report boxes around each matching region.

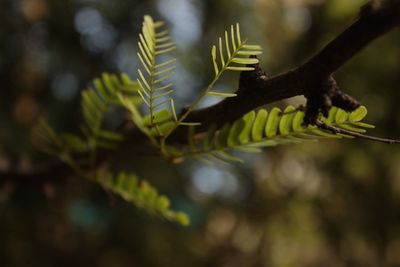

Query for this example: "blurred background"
[1,0,400,266]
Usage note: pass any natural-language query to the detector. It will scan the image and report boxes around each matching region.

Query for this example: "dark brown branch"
[301,0,400,78]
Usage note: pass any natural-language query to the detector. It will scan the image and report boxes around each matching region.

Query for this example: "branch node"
[304,76,360,125]
[237,57,268,96]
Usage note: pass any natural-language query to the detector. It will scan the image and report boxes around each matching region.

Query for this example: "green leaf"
[97,171,190,226]
[216,123,231,149]
[170,99,178,122]
[228,119,246,146]
[154,66,175,77]
[143,109,171,126]
[93,78,109,101]
[175,212,190,226]
[79,73,135,154]
[155,83,173,92]
[335,108,349,124]
[252,109,268,141]
[157,196,170,210]
[225,30,231,58]
[179,122,201,126]
[102,73,117,95]
[309,127,341,138]
[292,111,305,133]
[211,45,219,76]
[135,15,177,140]
[237,50,263,56]
[230,25,236,51]
[349,106,367,122]
[279,106,295,135]
[239,111,255,144]
[215,150,243,163]
[37,118,63,147]
[157,121,175,135]
[226,66,255,71]
[242,44,262,50]
[182,105,375,164]
[234,146,262,153]
[207,91,237,97]
[235,23,241,44]
[153,89,174,99]
[352,121,375,129]
[340,124,367,133]
[231,57,259,64]
[265,107,281,138]
[325,106,338,124]
[59,133,87,151]
[155,58,176,69]
[97,130,124,141]
[207,23,262,80]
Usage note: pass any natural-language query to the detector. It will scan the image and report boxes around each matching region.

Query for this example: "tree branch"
[177,0,400,133]
[301,0,400,77]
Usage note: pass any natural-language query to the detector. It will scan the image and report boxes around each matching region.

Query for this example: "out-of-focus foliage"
[1,0,400,267]
[34,69,190,224]
[97,171,190,226]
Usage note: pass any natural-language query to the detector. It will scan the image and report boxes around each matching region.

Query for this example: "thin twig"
[315,120,400,144]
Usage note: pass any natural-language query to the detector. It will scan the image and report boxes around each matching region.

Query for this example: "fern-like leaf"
[97,171,190,226]
[209,24,262,81]
[35,73,140,161]
[81,73,140,150]
[32,118,65,155]
[184,105,375,162]
[159,23,263,142]
[205,24,262,100]
[136,15,178,138]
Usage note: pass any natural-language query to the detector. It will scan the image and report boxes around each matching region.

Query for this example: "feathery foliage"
[158,22,263,145]
[34,69,191,225]
[182,105,374,163]
[97,171,190,226]
[35,73,140,159]
[206,23,262,98]
[136,15,178,140]
[210,24,262,78]
[81,73,140,152]
[32,72,191,225]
